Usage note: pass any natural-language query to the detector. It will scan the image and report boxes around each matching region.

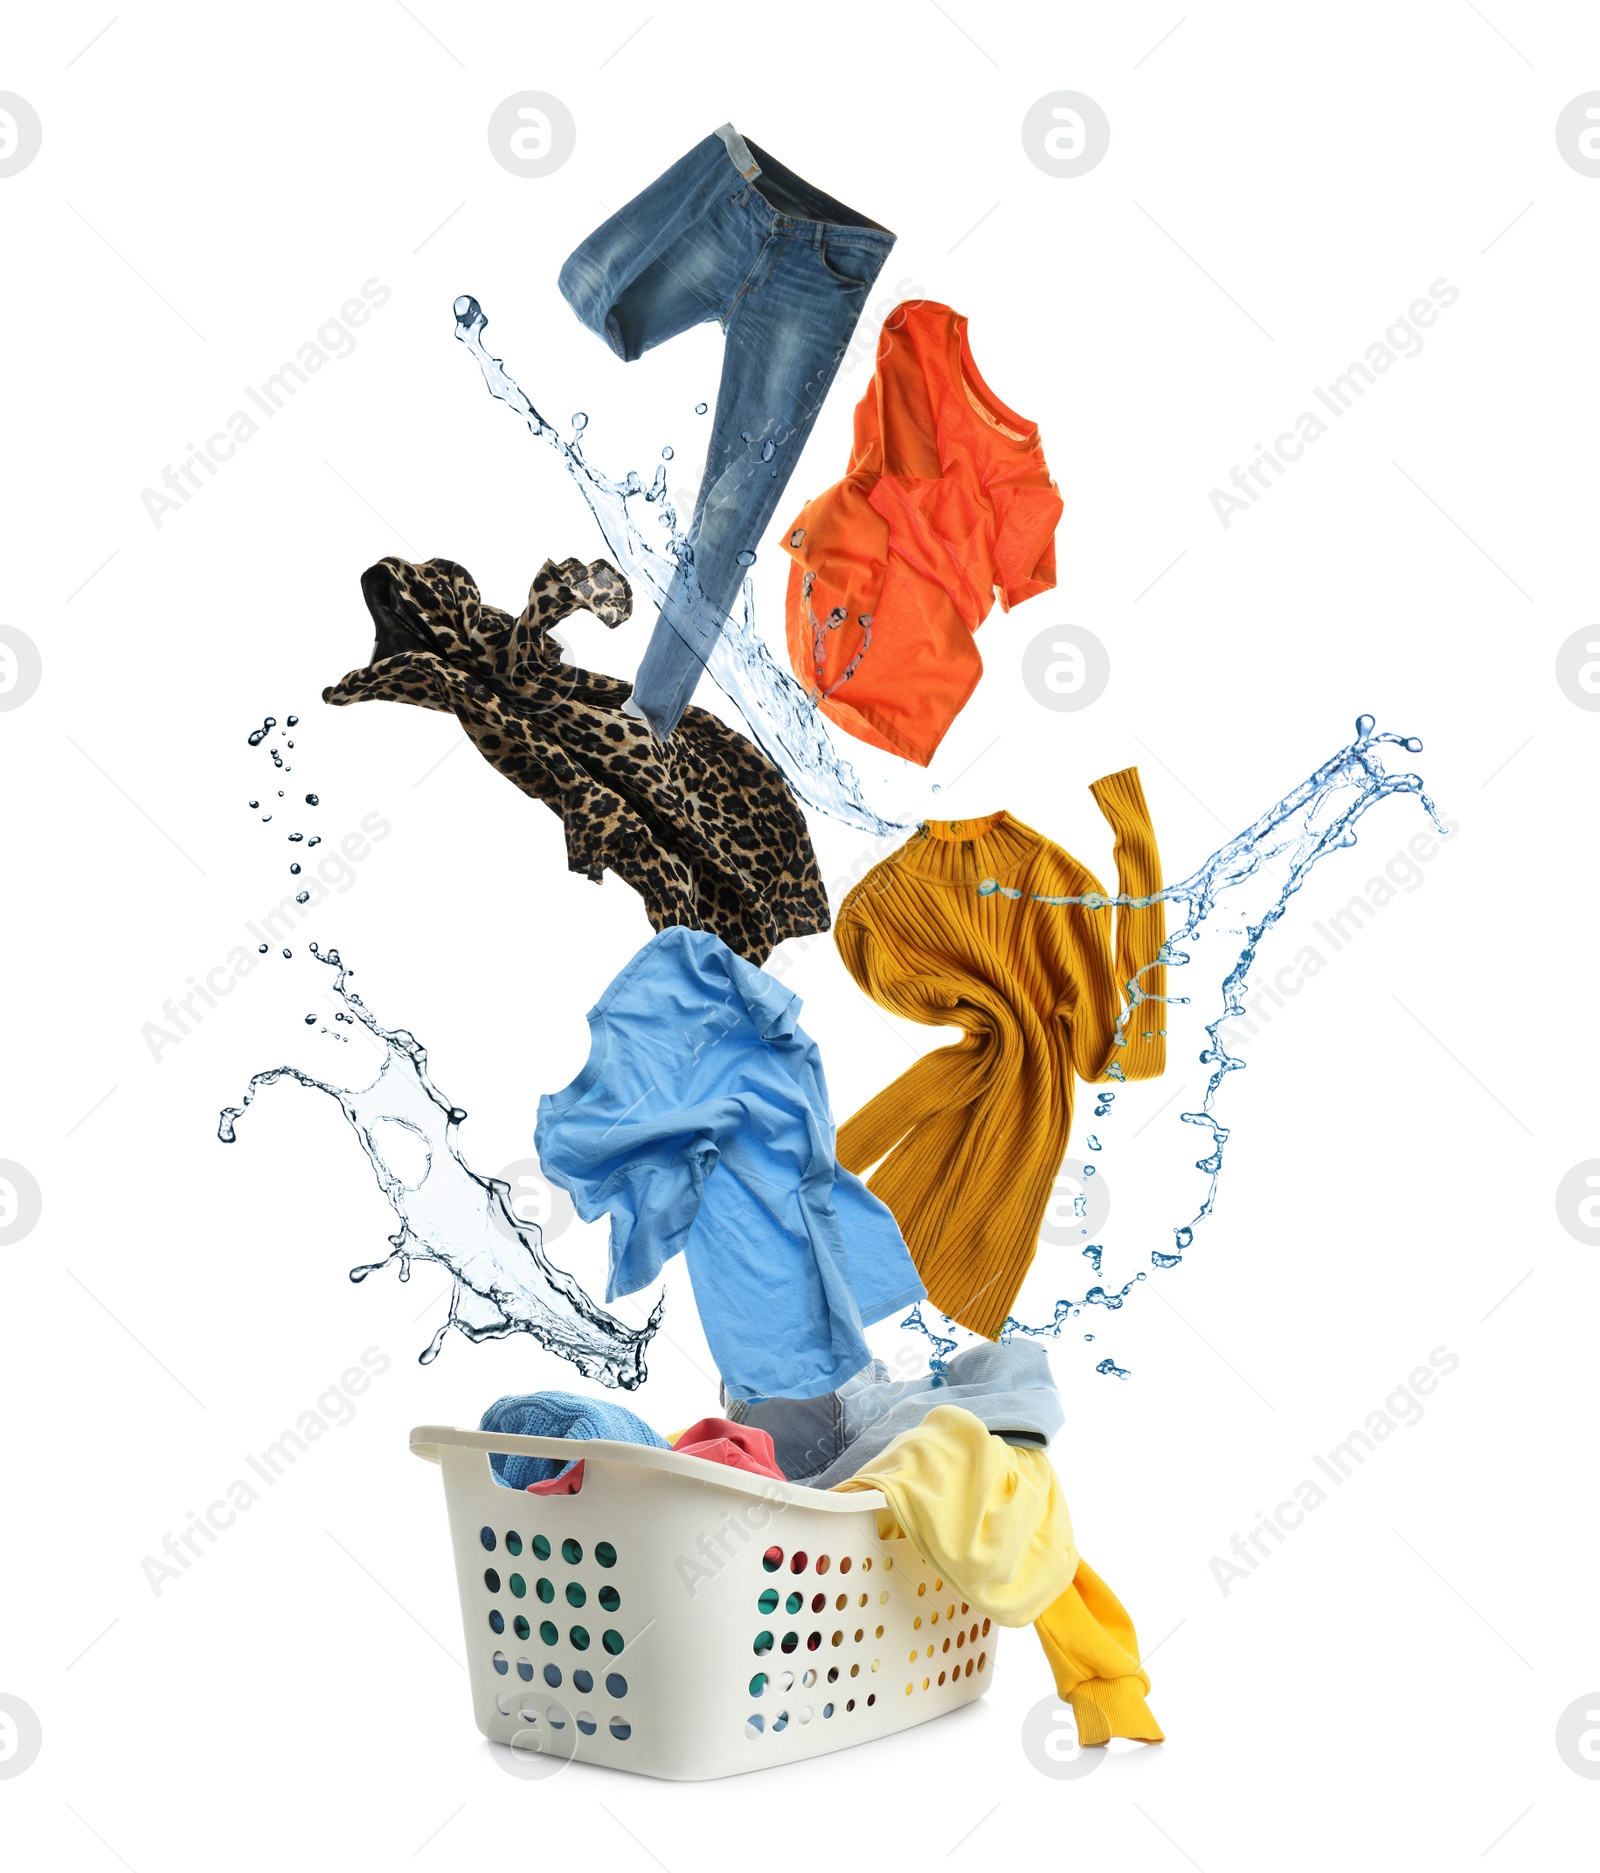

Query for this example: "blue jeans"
[559,125,895,739]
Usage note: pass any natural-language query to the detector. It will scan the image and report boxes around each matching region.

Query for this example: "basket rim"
[411,1424,889,1514]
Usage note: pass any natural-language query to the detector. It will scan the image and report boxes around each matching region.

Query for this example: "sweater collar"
[895,811,1044,885]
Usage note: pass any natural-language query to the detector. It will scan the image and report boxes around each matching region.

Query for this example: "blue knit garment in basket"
[480,1391,669,1490]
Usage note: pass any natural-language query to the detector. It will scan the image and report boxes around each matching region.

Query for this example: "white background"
[3,2,1597,1866]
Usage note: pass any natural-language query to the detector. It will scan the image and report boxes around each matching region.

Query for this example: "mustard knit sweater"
[835,771,1166,1337]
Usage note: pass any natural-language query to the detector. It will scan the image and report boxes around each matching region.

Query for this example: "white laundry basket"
[411,1425,997,1781]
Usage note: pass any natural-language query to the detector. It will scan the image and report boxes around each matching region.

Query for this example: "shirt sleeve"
[992,478,1064,611]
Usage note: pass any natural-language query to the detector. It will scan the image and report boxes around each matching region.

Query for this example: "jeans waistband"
[713,123,895,248]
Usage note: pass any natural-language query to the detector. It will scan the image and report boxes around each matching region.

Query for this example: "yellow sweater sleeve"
[1073,767,1167,1087]
[1036,1559,1166,1745]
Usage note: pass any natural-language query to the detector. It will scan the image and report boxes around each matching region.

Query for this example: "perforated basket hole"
[505,1532,523,1556]
[789,1551,808,1574]
[531,1534,551,1561]
[816,1554,830,1574]
[488,1611,505,1635]
[780,1632,799,1654]
[576,1711,598,1736]
[772,1710,789,1733]
[604,1672,627,1699]
[565,1582,586,1608]
[599,1585,621,1612]
[496,1689,516,1714]
[561,1538,583,1565]
[978,1651,988,1671]
[786,1592,803,1615]
[536,1577,554,1603]
[745,1714,765,1739]
[545,1704,567,1730]
[513,1616,531,1641]
[762,1546,783,1572]
[518,1659,534,1682]
[602,1630,625,1655]
[797,1705,813,1724]
[483,1567,500,1592]
[574,1669,595,1695]
[543,1664,561,1688]
[608,1719,631,1741]
[749,1672,768,1698]
[823,1702,835,1718]
[479,1527,497,1552]
[491,1650,508,1675]
[839,1557,852,1574]
[539,1620,558,1646]
[801,1668,817,1688]
[595,1541,618,1568]
[753,1631,774,1656]
[776,1671,794,1692]
[569,1625,591,1651]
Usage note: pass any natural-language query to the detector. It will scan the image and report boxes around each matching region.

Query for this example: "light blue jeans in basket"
[558,125,895,739]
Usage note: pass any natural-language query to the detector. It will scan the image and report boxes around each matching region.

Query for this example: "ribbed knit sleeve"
[1078,767,1166,1085]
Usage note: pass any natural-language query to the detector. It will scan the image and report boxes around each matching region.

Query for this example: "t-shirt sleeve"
[992,478,1064,611]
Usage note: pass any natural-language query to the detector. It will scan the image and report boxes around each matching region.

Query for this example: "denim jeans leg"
[631,226,892,737]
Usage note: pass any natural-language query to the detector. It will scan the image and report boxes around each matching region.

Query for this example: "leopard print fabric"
[322,555,830,964]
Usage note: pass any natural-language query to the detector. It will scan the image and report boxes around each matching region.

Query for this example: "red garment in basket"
[524,1417,784,1495]
[781,300,1062,766]
[671,1417,785,1479]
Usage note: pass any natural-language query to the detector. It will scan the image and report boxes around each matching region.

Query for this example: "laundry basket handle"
[409,1424,885,1513]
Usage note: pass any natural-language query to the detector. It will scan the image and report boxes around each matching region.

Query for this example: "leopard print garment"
[323,555,830,964]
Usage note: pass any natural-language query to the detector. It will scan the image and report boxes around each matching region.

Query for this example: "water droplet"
[694,401,708,414]
[735,549,757,567]
[760,440,775,461]
[269,749,284,768]
[1174,1227,1193,1251]
[247,717,277,746]
[307,836,321,847]
[290,863,302,875]
[1082,1164,1095,1177]
[286,715,299,727]
[1151,1250,1182,1269]
[447,1107,467,1125]
[305,793,319,806]
[977,877,999,896]
[1402,736,1422,753]
[571,412,588,433]
[660,445,674,460]
[1355,713,1375,739]
[248,799,259,809]
[305,1014,317,1025]
[282,948,292,959]
[295,891,310,904]
[257,944,268,954]
[261,814,272,822]
[1086,1135,1101,1151]
[1083,1333,1095,1342]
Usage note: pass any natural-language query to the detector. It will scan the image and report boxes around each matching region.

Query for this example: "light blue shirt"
[536,928,925,1401]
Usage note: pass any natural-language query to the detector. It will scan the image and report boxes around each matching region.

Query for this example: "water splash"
[902,715,1446,1372]
[218,946,660,1385]
[219,716,659,1385]
[450,294,909,838]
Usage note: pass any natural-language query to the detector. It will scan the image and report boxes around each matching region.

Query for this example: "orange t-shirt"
[781,301,1062,766]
